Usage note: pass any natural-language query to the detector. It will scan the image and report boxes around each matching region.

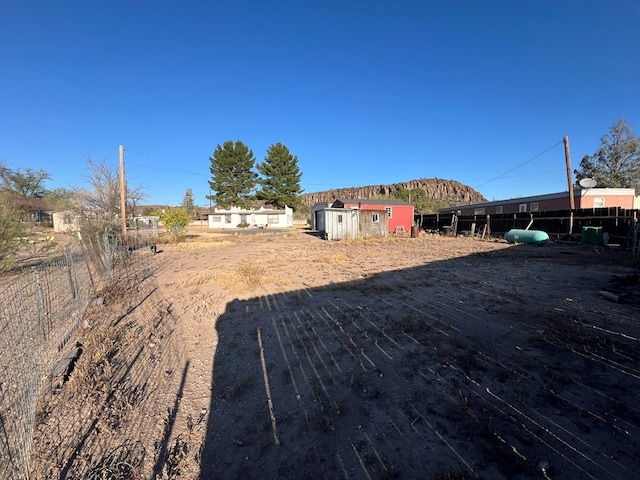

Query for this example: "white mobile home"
[207,205,293,229]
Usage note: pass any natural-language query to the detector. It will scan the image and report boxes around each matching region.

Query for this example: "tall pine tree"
[207,140,257,209]
[181,187,196,219]
[256,142,303,210]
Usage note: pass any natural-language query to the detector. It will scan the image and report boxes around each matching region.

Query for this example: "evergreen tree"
[574,119,640,190]
[256,142,303,210]
[182,188,196,219]
[207,140,257,209]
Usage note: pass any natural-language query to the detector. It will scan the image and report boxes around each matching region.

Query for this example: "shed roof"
[334,199,413,207]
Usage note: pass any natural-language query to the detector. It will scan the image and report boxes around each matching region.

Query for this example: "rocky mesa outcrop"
[301,178,486,207]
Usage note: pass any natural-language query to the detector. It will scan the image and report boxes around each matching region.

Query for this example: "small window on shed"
[495,206,503,214]
[473,208,485,215]
[594,197,605,208]
[530,202,539,212]
[212,215,222,223]
[267,214,278,224]
[372,213,379,222]
[337,214,343,223]
[519,203,527,213]
[225,214,232,223]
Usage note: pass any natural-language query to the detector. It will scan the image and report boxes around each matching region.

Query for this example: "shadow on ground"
[199,245,640,479]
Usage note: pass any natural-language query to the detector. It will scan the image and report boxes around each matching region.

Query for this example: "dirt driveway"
[30,227,640,479]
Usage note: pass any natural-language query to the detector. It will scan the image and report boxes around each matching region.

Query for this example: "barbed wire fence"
[0,229,155,480]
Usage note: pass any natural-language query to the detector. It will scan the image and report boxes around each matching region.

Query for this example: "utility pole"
[564,136,575,236]
[119,145,127,241]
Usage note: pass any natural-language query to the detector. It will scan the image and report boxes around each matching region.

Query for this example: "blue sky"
[1,0,639,207]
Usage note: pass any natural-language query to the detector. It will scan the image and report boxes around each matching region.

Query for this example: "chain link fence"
[0,231,154,480]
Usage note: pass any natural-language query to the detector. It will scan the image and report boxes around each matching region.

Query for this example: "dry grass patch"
[237,259,266,290]
[167,239,234,251]
[215,259,270,294]
[325,252,350,264]
[182,270,217,287]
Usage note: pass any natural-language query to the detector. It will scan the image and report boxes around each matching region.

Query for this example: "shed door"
[315,211,325,231]
[336,213,343,239]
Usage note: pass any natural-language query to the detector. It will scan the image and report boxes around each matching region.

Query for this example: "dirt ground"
[30,226,640,479]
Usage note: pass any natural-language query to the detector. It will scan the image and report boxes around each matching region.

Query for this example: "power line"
[464,168,566,183]
[124,148,208,177]
[473,140,564,189]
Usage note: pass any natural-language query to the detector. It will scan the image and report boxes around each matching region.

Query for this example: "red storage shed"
[331,199,414,234]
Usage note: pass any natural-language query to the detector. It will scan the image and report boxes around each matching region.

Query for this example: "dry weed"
[182,270,217,287]
[214,259,268,294]
[317,252,350,264]
[168,239,233,250]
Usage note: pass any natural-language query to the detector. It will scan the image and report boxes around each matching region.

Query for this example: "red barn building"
[331,199,415,234]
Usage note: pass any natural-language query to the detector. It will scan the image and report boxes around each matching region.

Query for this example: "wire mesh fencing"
[0,232,155,480]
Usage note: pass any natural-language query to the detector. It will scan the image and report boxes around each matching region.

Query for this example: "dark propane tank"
[504,229,549,245]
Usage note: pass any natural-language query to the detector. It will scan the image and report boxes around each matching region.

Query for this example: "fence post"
[66,248,77,301]
[66,246,86,321]
[31,266,48,340]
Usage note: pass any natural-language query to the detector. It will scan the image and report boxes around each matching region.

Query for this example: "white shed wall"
[324,208,359,240]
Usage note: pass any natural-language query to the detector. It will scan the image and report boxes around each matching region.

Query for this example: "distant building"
[207,205,293,229]
[438,188,637,216]
[52,210,84,232]
[0,193,53,224]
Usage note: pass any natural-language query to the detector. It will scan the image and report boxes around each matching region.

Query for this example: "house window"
[240,214,247,224]
[519,204,527,213]
[225,214,232,223]
[337,214,343,223]
[473,208,485,215]
[385,207,392,218]
[530,202,539,212]
[372,213,379,222]
[495,206,503,214]
[212,215,222,223]
[594,197,605,208]
[267,214,278,224]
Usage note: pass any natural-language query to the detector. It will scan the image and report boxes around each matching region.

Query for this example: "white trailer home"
[207,205,293,229]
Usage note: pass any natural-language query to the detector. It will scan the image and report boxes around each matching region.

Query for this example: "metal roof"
[335,198,413,206]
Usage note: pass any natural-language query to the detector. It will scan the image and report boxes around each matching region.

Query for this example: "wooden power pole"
[564,136,575,236]
[119,145,127,241]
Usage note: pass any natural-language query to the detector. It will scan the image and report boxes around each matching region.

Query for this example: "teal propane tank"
[504,229,549,245]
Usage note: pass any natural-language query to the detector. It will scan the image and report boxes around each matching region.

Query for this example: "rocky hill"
[301,178,486,209]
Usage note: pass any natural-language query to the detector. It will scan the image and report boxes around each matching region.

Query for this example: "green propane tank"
[504,229,549,246]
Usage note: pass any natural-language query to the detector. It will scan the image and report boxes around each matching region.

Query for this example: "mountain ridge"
[301,178,486,210]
